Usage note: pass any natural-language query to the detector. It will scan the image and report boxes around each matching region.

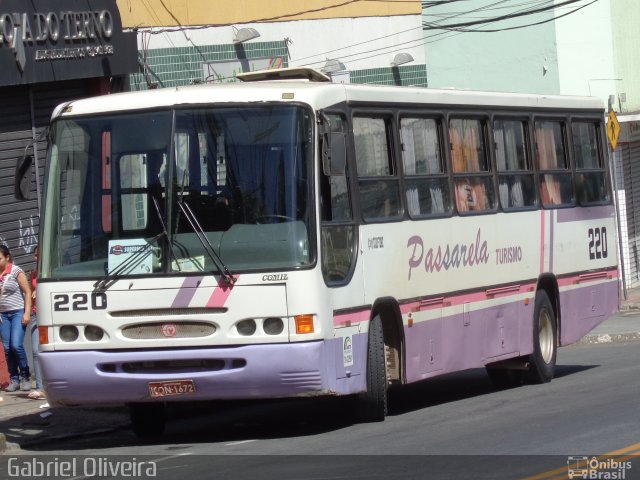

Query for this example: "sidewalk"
[2,286,640,453]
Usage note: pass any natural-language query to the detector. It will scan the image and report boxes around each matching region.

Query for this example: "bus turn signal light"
[38,326,49,345]
[295,315,314,334]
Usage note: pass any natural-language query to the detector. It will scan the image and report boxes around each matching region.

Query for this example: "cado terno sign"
[0,0,138,87]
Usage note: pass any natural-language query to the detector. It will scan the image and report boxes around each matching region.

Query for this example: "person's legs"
[0,312,18,386]
[6,310,30,389]
[29,316,43,390]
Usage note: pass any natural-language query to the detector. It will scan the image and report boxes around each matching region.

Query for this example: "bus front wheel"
[526,290,557,384]
[357,315,388,422]
[129,402,166,438]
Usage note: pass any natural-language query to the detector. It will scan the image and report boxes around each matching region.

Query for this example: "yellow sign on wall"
[117,0,421,28]
[607,110,620,150]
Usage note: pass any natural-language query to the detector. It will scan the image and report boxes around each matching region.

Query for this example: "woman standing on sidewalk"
[0,245,32,392]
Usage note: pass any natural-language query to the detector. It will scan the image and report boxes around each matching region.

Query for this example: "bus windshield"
[40,105,315,280]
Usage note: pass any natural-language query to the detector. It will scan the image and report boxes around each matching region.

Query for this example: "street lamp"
[233,27,261,44]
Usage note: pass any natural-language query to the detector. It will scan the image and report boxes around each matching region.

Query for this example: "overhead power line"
[423,0,596,30]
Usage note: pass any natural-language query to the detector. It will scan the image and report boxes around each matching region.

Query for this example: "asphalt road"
[8,340,640,479]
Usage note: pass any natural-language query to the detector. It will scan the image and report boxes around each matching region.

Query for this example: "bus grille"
[111,308,226,317]
[121,322,216,339]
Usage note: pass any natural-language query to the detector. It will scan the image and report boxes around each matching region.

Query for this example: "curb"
[575,331,640,346]
[619,305,640,311]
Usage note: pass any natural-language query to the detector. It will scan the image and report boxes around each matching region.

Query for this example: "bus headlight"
[85,325,105,341]
[60,325,79,342]
[263,317,284,335]
[236,319,256,336]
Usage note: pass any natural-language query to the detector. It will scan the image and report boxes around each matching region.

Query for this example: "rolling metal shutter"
[620,138,640,287]
[0,81,89,269]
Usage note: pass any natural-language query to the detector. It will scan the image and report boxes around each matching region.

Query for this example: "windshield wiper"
[93,197,172,291]
[176,198,235,285]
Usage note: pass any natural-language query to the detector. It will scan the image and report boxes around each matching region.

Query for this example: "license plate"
[148,379,196,398]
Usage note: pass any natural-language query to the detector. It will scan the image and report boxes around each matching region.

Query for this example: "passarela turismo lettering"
[495,246,523,265]
[0,10,113,45]
[407,229,490,280]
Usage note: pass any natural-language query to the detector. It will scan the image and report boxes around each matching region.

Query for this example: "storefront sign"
[0,0,138,86]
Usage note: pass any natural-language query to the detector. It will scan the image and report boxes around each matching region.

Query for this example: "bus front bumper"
[40,341,359,406]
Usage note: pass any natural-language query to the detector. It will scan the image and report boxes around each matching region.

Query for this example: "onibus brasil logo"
[567,456,632,479]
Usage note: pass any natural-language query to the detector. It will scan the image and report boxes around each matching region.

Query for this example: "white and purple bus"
[20,68,619,436]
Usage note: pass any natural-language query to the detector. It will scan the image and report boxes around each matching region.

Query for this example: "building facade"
[0,0,138,269]
[117,0,428,89]
[423,0,640,291]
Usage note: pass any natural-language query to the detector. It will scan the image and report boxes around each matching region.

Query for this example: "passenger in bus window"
[455,178,487,212]
[540,174,562,205]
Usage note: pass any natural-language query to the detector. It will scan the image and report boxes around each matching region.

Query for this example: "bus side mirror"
[322,132,346,176]
[15,155,33,201]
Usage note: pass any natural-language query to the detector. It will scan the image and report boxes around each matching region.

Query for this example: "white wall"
[555,0,615,106]
[422,1,560,94]
[137,16,426,72]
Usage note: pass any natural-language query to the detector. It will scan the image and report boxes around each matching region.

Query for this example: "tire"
[129,402,166,438]
[526,290,557,384]
[357,315,388,422]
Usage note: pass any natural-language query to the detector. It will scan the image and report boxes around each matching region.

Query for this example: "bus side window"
[572,121,609,205]
[400,117,451,217]
[450,118,496,214]
[320,113,356,284]
[535,120,573,207]
[494,119,536,210]
[353,116,402,221]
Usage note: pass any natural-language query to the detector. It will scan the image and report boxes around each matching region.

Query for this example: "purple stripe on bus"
[558,279,619,345]
[402,280,618,382]
[171,276,204,308]
[39,280,617,407]
[556,205,614,223]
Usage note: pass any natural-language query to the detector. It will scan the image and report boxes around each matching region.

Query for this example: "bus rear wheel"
[129,402,166,438]
[357,315,388,422]
[526,290,557,384]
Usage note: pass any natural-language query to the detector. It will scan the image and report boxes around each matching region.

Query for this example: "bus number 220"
[53,293,108,311]
[588,227,608,260]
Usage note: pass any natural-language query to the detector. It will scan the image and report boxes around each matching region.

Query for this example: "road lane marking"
[226,439,257,446]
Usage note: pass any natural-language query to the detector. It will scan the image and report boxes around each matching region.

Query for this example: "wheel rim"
[539,308,554,364]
